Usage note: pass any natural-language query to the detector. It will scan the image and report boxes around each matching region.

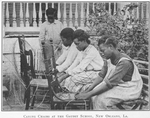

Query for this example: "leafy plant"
[86,3,148,61]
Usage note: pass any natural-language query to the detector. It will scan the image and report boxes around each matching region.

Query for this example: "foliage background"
[87,3,148,61]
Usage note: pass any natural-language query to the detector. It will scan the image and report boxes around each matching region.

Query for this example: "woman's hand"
[58,73,69,83]
[75,92,91,100]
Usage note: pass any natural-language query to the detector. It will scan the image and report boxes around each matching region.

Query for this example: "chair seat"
[119,98,148,106]
[30,79,48,88]
[53,92,75,101]
[3,86,8,92]
[53,92,90,104]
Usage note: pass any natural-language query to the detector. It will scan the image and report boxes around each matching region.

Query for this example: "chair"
[18,36,92,110]
[41,40,92,110]
[3,86,10,107]
[18,36,49,110]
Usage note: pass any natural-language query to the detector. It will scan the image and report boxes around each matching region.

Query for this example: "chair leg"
[30,87,36,109]
[116,103,125,110]
[132,103,140,110]
[50,102,54,110]
[25,86,31,110]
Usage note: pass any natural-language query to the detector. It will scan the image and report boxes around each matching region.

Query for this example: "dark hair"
[73,29,90,44]
[60,28,74,41]
[98,36,118,48]
[98,35,110,46]
[46,8,57,19]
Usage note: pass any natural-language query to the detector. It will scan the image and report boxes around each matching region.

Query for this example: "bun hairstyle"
[73,29,91,44]
[105,36,118,48]
[98,35,118,48]
[98,35,110,46]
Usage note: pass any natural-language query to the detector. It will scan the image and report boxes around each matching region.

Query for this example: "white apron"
[93,57,143,110]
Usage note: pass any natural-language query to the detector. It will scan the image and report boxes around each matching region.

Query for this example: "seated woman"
[56,28,79,73]
[60,29,104,93]
[75,36,143,110]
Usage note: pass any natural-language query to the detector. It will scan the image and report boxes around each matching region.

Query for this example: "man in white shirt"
[56,28,79,73]
[38,8,63,72]
[39,8,63,59]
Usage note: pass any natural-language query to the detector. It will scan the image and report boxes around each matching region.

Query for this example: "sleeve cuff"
[104,79,113,89]
[56,60,61,65]
[56,66,63,73]
[67,70,74,76]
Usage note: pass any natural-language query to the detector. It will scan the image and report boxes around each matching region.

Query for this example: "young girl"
[61,29,104,93]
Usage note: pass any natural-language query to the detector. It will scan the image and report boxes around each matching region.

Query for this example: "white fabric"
[63,45,104,93]
[56,44,69,65]
[63,71,100,93]
[67,45,104,76]
[56,43,79,72]
[38,20,64,71]
[39,20,63,44]
[93,57,143,110]
[65,52,82,73]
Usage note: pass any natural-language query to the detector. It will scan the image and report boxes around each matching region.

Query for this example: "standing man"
[38,7,63,72]
[39,7,63,59]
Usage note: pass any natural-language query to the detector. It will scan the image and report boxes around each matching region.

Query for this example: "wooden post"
[6,2,10,27]
[69,3,73,27]
[33,2,37,27]
[39,2,42,27]
[114,2,116,15]
[13,2,17,27]
[45,3,48,21]
[93,2,95,13]
[109,2,111,15]
[63,2,67,27]
[25,3,29,27]
[20,2,24,27]
[57,2,61,21]
[86,2,89,27]
[80,2,84,28]
[74,2,78,27]
[52,2,54,8]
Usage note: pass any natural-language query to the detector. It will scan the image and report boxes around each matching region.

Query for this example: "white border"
[1,0,150,118]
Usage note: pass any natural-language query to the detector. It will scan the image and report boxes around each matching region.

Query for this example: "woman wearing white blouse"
[61,29,104,93]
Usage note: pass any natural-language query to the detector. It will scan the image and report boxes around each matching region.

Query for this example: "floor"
[2,96,149,111]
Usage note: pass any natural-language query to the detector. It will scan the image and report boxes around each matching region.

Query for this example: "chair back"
[41,40,56,108]
[18,36,36,86]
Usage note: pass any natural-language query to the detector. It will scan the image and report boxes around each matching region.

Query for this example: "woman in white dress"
[61,29,104,93]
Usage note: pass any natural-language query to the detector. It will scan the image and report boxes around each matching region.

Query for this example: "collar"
[46,20,57,25]
[111,53,127,65]
[63,42,76,50]
[83,44,91,53]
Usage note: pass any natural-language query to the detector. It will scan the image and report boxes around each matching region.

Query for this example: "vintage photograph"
[2,1,149,111]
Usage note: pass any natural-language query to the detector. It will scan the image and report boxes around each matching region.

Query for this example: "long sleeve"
[56,46,78,72]
[66,52,82,73]
[69,47,96,75]
[56,47,68,65]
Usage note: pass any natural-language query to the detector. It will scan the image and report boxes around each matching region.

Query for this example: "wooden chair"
[41,40,92,110]
[18,36,49,110]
